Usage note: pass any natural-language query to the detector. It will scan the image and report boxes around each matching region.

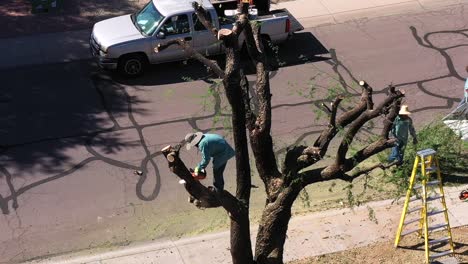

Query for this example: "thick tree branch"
[345,138,397,169]
[312,83,370,158]
[242,19,282,199]
[329,96,343,128]
[156,39,225,78]
[359,81,374,110]
[320,86,404,179]
[215,5,254,263]
[381,86,402,138]
[300,167,330,186]
[247,23,272,135]
[192,2,219,37]
[335,87,403,165]
[161,145,235,209]
[290,82,371,174]
[240,69,256,130]
[349,160,398,178]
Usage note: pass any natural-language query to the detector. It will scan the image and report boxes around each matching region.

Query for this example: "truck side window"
[192,12,213,31]
[161,15,190,36]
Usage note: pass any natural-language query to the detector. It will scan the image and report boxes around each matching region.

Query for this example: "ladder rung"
[427,209,446,217]
[418,160,431,165]
[407,206,422,213]
[425,166,437,173]
[427,195,443,202]
[429,250,452,260]
[401,228,420,236]
[426,180,440,186]
[414,181,439,189]
[404,217,421,225]
[428,223,447,232]
[428,237,450,245]
[409,196,420,202]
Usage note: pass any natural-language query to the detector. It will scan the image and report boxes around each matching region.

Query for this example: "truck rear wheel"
[118,54,147,77]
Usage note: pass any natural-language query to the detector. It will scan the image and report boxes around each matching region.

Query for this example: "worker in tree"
[185,132,235,193]
[388,105,418,165]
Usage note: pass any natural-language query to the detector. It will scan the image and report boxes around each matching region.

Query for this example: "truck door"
[191,11,220,56]
[151,14,193,63]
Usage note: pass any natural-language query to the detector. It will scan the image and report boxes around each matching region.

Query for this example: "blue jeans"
[388,142,406,164]
[213,163,227,192]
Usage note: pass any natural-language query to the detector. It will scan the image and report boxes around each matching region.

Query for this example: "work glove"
[190,167,206,180]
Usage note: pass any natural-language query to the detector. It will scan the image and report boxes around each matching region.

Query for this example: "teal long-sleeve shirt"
[197,134,235,170]
[391,116,417,145]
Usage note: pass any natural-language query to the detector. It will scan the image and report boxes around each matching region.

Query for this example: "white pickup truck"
[90,0,303,76]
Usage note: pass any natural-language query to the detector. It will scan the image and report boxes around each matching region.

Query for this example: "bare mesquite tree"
[161,2,404,264]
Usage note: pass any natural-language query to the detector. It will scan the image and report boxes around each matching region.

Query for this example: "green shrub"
[384,120,467,195]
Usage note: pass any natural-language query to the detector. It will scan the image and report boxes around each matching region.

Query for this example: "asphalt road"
[1,5,467,263]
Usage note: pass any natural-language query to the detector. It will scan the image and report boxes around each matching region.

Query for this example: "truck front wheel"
[118,54,147,77]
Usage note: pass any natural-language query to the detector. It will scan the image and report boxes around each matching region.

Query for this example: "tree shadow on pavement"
[0,60,150,214]
[115,31,330,87]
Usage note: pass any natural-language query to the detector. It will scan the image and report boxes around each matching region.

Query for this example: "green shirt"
[391,116,417,145]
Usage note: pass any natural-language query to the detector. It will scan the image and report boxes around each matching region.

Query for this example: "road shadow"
[276,31,330,66]
[114,31,330,86]
[0,60,148,172]
[0,0,145,38]
[0,59,154,214]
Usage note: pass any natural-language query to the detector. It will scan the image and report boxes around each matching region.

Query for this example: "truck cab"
[90,0,302,76]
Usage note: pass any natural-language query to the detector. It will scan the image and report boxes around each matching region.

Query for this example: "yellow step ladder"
[394,148,454,263]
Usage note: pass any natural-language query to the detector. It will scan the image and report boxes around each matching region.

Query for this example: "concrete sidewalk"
[25,185,468,264]
[1,0,468,70]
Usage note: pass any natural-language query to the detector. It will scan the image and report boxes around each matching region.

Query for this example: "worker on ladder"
[388,105,418,165]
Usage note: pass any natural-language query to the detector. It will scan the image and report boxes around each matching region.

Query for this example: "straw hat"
[398,105,411,115]
[185,132,203,150]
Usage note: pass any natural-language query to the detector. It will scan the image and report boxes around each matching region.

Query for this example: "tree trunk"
[224,38,255,264]
[231,211,254,264]
[254,187,300,264]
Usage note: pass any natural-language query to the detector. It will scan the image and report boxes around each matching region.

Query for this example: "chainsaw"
[190,168,207,180]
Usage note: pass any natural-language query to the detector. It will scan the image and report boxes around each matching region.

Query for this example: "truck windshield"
[134,2,164,36]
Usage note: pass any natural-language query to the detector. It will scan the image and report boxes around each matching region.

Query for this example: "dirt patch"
[289,226,468,264]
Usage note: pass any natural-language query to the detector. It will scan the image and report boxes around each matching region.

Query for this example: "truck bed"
[257,9,304,32]
[210,0,304,33]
